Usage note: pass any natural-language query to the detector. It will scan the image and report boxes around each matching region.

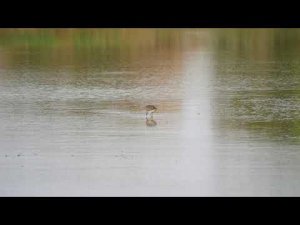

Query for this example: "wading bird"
[145,105,157,119]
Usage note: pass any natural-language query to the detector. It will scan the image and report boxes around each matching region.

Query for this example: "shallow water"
[0,29,300,196]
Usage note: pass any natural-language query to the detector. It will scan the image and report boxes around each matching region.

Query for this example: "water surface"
[0,29,300,196]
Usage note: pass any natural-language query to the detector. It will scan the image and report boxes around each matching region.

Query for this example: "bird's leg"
[146,112,149,119]
[150,112,153,119]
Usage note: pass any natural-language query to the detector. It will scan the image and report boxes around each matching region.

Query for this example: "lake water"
[0,29,300,196]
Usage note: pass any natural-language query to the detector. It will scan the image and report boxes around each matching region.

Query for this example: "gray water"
[0,29,300,196]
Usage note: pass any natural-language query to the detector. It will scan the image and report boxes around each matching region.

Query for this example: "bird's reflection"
[146,118,157,127]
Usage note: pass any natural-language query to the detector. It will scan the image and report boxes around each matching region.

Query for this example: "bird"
[145,105,157,119]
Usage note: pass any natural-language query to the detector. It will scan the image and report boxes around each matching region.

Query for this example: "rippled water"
[0,29,300,196]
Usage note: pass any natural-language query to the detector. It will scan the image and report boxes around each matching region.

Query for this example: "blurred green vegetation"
[212,29,300,61]
[0,29,183,49]
[0,29,187,70]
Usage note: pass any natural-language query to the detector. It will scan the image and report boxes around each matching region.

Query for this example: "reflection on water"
[0,29,300,196]
[146,119,157,127]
